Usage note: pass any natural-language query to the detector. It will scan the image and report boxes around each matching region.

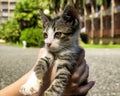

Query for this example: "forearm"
[0,70,32,96]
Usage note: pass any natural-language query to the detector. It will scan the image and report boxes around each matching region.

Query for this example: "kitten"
[19,5,85,96]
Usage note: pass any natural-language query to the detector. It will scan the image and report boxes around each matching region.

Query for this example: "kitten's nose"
[47,43,51,47]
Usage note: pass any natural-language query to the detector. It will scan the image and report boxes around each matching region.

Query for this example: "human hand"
[63,59,95,95]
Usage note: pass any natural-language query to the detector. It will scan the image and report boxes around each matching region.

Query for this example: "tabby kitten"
[19,5,85,96]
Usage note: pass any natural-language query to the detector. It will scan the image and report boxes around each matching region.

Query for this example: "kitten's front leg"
[43,59,74,96]
[19,52,54,96]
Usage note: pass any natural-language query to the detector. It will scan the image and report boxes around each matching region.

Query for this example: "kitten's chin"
[47,47,61,53]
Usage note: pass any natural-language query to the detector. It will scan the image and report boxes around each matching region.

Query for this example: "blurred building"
[0,0,19,23]
[83,0,120,44]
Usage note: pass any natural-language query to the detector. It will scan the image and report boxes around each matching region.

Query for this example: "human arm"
[0,70,32,96]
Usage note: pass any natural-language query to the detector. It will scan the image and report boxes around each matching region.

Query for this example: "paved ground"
[0,44,120,96]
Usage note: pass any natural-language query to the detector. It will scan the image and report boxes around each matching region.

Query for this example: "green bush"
[20,27,44,47]
[1,19,20,43]
[14,0,43,29]
[0,23,4,39]
[80,33,89,44]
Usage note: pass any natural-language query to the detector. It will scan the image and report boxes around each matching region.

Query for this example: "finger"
[64,81,95,96]
[77,48,85,66]
[79,64,89,85]
[70,82,78,88]
[71,59,86,83]
[76,81,95,95]
[77,57,86,67]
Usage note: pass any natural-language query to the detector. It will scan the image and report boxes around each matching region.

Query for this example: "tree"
[2,19,20,43]
[20,27,44,47]
[48,0,84,16]
[0,23,4,39]
[14,0,43,29]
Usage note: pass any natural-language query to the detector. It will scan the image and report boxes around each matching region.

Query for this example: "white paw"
[19,82,39,95]
[19,72,41,95]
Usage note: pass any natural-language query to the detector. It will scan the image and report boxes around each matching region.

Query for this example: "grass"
[7,42,23,48]
[81,44,120,48]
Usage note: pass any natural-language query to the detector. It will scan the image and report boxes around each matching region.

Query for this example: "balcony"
[1,12,8,17]
[9,4,15,10]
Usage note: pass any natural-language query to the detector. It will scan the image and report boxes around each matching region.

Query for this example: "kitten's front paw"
[19,82,40,95]
[44,91,56,96]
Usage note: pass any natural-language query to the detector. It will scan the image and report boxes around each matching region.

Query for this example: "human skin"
[0,48,94,96]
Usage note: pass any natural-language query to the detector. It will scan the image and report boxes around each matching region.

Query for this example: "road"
[0,44,120,96]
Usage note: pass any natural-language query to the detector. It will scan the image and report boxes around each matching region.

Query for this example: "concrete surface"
[0,44,120,96]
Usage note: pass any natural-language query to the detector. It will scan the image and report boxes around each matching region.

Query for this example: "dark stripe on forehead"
[44,25,50,32]
[44,20,55,32]
[51,17,60,31]
[51,20,55,31]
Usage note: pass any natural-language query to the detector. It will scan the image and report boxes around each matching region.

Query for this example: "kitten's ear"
[62,5,79,26]
[39,10,51,28]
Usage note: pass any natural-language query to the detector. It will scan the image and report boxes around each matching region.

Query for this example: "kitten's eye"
[54,32,62,39]
[43,33,48,38]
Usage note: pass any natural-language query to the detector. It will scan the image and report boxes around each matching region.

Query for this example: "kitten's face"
[40,5,80,52]
[43,19,76,52]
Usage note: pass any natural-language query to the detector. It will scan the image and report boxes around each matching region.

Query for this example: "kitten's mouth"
[48,48,57,52]
[47,47,60,52]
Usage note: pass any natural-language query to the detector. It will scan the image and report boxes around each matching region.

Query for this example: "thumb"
[76,81,95,95]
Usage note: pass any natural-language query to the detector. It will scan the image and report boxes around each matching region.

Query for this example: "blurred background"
[0,0,120,46]
[0,0,120,96]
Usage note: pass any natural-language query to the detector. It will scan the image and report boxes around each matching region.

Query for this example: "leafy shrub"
[14,0,43,29]
[20,27,44,47]
[1,19,20,43]
[80,33,89,44]
[0,23,4,39]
